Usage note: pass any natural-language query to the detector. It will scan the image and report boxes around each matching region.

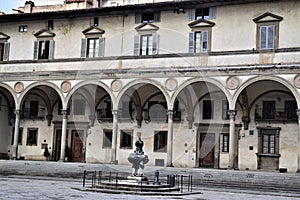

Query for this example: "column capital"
[61,110,68,119]
[227,110,237,117]
[167,110,174,119]
[112,110,119,115]
[14,109,21,116]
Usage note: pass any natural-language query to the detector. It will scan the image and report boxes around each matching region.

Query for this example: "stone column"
[227,110,237,169]
[59,110,68,162]
[12,110,21,160]
[111,110,118,164]
[167,110,174,167]
[297,109,300,173]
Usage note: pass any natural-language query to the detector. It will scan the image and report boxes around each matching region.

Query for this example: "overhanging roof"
[0,0,283,23]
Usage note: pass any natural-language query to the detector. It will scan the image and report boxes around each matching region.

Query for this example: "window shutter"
[3,42,10,61]
[49,40,55,60]
[154,12,160,22]
[209,7,217,19]
[202,31,208,52]
[135,13,142,24]
[268,26,275,49]
[98,37,105,57]
[188,9,195,21]
[134,35,140,56]
[188,32,195,53]
[260,26,267,49]
[81,38,87,58]
[33,41,39,60]
[152,33,159,55]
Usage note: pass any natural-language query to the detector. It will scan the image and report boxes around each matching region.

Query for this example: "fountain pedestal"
[127,137,149,177]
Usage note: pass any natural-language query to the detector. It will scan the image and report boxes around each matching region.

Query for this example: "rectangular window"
[38,40,50,59]
[285,100,297,120]
[47,20,54,30]
[203,100,214,119]
[103,129,112,148]
[87,38,99,58]
[29,101,39,117]
[11,128,23,145]
[81,37,105,58]
[189,31,209,53]
[19,25,27,32]
[135,12,160,23]
[140,34,153,56]
[262,134,275,154]
[258,128,279,155]
[189,7,216,20]
[27,128,38,146]
[120,130,133,149]
[73,99,85,115]
[154,131,167,152]
[34,40,54,60]
[195,8,210,20]
[222,134,229,152]
[262,101,275,119]
[222,100,229,120]
[260,25,275,49]
[93,17,99,26]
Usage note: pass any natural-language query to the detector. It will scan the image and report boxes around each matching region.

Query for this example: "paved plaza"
[0,160,300,199]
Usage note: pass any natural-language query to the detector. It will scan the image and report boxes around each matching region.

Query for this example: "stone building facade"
[0,0,300,172]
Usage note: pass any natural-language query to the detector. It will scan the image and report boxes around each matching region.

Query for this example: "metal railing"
[82,170,193,193]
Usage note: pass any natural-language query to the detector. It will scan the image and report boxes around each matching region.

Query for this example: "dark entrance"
[71,130,84,162]
[199,133,215,168]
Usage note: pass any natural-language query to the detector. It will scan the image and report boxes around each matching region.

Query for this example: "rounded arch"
[233,76,300,109]
[0,82,17,109]
[18,81,64,109]
[171,77,232,109]
[115,79,170,110]
[65,80,115,110]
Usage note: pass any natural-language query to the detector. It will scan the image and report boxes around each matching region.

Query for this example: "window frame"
[120,130,133,149]
[221,133,229,153]
[153,130,168,152]
[188,27,212,54]
[202,100,214,120]
[257,127,280,155]
[26,128,38,146]
[134,33,159,56]
[102,129,112,149]
[19,25,28,32]
[135,12,160,24]
[255,22,280,50]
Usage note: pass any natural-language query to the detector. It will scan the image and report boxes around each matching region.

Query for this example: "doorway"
[199,133,215,168]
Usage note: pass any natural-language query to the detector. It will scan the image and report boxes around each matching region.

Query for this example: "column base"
[110,160,118,165]
[167,163,174,167]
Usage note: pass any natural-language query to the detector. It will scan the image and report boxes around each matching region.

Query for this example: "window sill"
[256,153,280,158]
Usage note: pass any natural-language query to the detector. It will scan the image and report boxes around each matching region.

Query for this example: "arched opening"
[18,85,62,161]
[236,80,298,172]
[65,84,112,163]
[0,87,15,160]
[173,81,234,168]
[117,83,168,166]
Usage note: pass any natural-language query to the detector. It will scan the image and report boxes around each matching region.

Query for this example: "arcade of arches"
[0,76,300,173]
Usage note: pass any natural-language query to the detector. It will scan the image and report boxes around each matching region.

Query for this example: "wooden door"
[199,133,215,168]
[54,130,61,161]
[71,130,84,162]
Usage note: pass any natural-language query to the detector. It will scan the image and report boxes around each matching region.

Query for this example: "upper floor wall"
[1,0,300,67]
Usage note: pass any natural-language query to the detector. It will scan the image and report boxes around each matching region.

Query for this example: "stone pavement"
[1,160,300,196]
